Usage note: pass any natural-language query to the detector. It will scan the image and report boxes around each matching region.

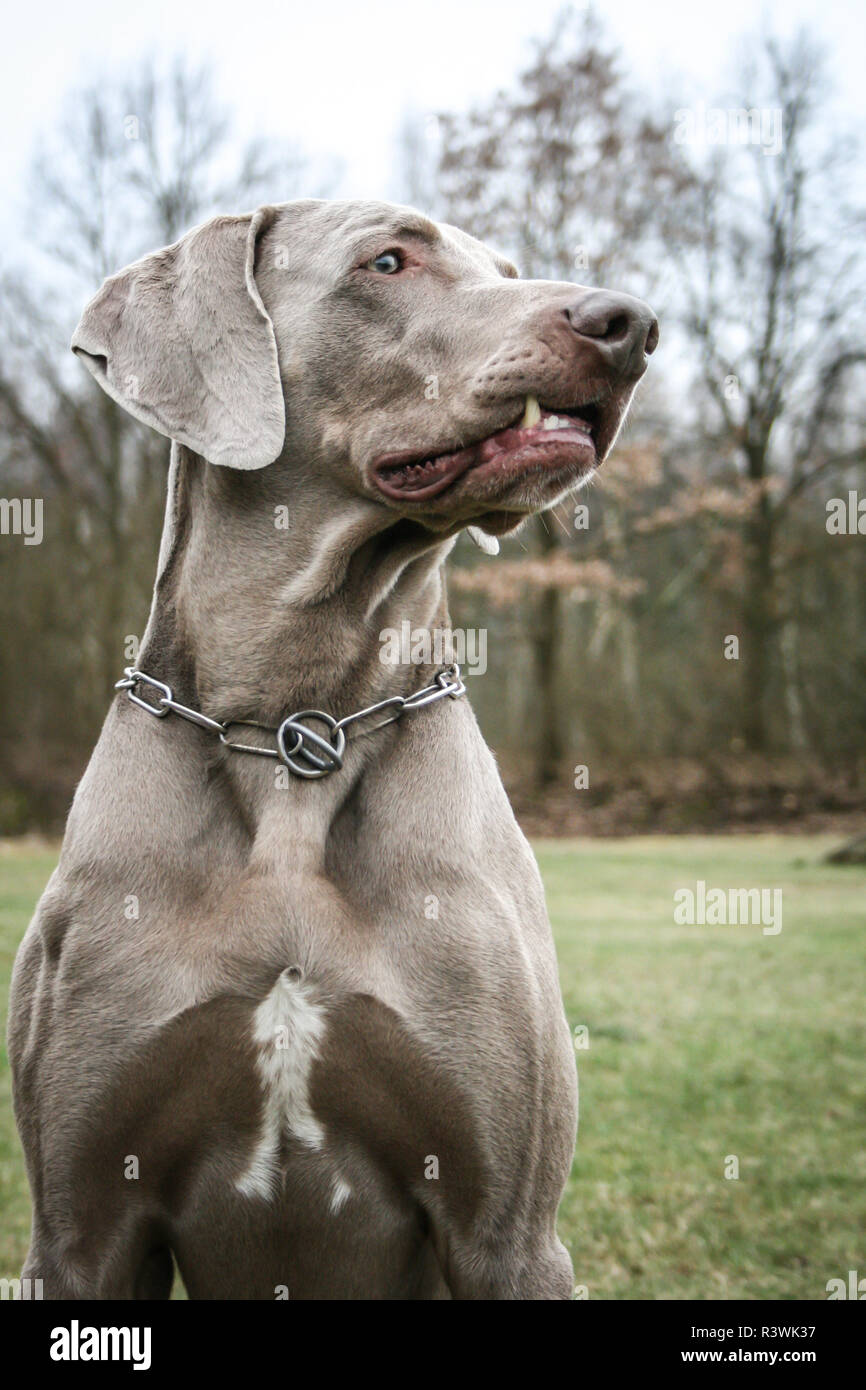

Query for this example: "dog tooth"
[519,394,541,428]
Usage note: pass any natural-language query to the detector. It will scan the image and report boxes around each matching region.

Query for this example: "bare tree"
[674,32,866,749]
[432,7,693,785]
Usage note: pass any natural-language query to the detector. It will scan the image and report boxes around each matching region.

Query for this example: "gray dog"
[8,201,656,1299]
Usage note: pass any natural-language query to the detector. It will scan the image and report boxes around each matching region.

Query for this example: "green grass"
[1,834,864,1299]
[0,842,59,1279]
[539,835,866,1299]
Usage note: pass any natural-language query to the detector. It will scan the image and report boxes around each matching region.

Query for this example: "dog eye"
[366,250,403,275]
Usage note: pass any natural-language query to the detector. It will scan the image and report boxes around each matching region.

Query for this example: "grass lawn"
[1,834,864,1299]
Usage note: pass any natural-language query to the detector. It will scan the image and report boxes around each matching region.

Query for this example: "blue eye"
[367,250,403,274]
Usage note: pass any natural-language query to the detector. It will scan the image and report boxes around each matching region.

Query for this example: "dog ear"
[71,206,285,470]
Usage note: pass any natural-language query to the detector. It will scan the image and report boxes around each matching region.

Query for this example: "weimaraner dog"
[8,200,656,1300]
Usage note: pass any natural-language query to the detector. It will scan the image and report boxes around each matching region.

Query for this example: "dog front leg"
[19,1218,174,1301]
[427,1216,575,1300]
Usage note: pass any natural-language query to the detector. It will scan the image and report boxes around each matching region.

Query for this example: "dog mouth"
[372,394,610,503]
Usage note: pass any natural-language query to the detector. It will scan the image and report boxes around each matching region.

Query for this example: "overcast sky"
[1,0,863,244]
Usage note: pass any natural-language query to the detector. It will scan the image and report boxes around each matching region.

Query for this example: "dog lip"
[372,399,607,502]
[372,442,477,500]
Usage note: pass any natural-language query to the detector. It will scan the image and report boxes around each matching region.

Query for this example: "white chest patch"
[235,970,328,1200]
[329,1176,353,1214]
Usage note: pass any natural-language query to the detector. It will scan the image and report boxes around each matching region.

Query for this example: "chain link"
[115,663,467,779]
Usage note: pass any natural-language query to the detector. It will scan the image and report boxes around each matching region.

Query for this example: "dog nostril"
[565,293,658,371]
[604,313,631,342]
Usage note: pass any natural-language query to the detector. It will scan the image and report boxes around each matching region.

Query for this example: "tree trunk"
[742,451,774,751]
[530,519,564,787]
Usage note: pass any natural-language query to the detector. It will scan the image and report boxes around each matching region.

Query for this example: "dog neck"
[138,444,459,727]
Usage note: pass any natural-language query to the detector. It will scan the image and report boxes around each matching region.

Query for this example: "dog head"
[73,199,657,541]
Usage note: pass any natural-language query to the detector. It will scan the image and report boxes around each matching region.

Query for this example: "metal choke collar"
[116,663,467,779]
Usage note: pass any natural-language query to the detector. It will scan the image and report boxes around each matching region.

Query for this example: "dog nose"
[564,291,658,378]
